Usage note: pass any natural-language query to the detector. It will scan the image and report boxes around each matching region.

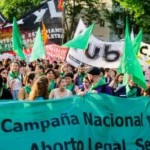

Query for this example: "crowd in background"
[0,58,150,101]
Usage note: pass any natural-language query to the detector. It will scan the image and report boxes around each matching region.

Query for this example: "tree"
[0,0,42,21]
[63,0,104,41]
[0,0,104,42]
[104,1,127,39]
[116,0,150,33]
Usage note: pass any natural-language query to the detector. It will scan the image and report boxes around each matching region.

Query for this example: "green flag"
[118,18,147,90]
[12,17,25,60]
[133,29,142,55]
[63,24,95,50]
[29,27,46,62]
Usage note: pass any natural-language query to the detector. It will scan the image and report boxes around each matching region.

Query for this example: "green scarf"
[24,85,31,94]
[66,83,75,91]
[91,77,106,90]
[48,80,56,93]
[60,72,65,77]
[9,71,21,80]
[126,84,137,97]
[79,73,86,83]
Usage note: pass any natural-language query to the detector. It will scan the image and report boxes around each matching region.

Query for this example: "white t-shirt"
[8,74,22,90]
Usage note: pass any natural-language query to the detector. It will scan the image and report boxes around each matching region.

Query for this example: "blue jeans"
[12,90,19,100]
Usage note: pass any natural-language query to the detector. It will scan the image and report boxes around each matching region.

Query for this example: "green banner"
[0,93,150,150]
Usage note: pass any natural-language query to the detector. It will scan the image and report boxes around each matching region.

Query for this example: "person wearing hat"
[87,67,114,95]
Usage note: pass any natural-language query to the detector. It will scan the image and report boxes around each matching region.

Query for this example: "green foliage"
[64,0,103,41]
[0,0,42,21]
[0,0,104,42]
[116,0,150,33]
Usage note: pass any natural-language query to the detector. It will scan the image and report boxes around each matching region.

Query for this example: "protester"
[60,64,70,77]
[18,73,36,100]
[49,77,72,99]
[0,75,13,100]
[65,72,79,95]
[78,76,92,96]
[0,67,8,88]
[104,68,112,84]
[45,68,57,94]
[87,67,114,95]
[29,76,49,101]
[35,64,45,77]
[109,73,124,90]
[74,64,87,88]
[7,61,23,100]
[110,69,117,80]
[3,58,11,70]
[115,76,142,98]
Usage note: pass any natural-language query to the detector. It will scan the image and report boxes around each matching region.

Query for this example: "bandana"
[9,71,21,80]
[91,77,106,90]
[66,83,75,92]
[126,84,137,97]
[48,80,56,93]
[24,85,31,94]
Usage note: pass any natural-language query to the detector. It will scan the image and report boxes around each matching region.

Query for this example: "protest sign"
[0,0,63,53]
[66,19,150,68]
[0,93,150,150]
[45,44,68,62]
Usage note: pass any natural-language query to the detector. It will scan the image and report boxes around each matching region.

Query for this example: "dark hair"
[80,64,85,68]
[0,67,7,74]
[111,69,117,76]
[65,72,74,79]
[28,63,35,71]
[19,60,26,67]
[45,68,57,78]
[36,65,45,73]
[99,67,105,75]
[11,61,20,67]
[26,73,36,84]
[105,68,110,73]
[83,76,92,84]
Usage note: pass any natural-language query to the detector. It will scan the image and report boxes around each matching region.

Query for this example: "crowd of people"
[0,58,150,101]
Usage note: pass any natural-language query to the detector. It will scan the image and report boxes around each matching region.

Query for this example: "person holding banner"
[49,77,72,99]
[87,67,114,95]
[78,76,92,96]
[29,76,49,101]
[115,76,142,98]
[109,73,124,90]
